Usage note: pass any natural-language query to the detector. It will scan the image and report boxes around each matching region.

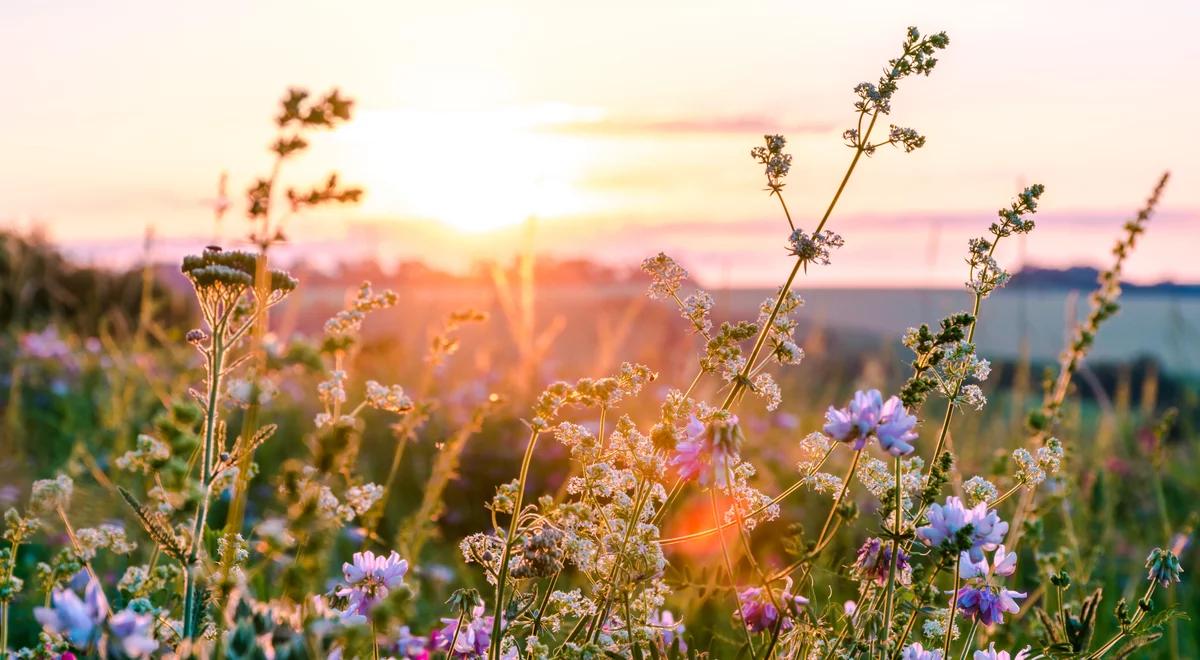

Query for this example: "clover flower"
[34,580,108,649]
[824,389,918,455]
[336,550,409,623]
[917,496,1008,562]
[108,607,159,657]
[972,643,1032,660]
[431,605,493,658]
[853,537,912,587]
[1145,547,1184,587]
[737,579,808,633]
[671,414,742,487]
[902,643,944,660]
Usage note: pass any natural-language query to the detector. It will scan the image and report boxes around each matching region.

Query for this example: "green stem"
[488,430,541,660]
[943,571,961,658]
[1087,580,1158,659]
[184,328,226,640]
[883,456,903,634]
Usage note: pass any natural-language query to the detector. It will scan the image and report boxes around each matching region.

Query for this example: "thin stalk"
[1086,581,1157,659]
[711,489,757,656]
[184,326,226,639]
[447,611,467,659]
[488,430,541,660]
[957,619,979,660]
[771,448,864,582]
[883,456,903,633]
[943,571,961,658]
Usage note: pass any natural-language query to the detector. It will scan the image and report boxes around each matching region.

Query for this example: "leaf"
[1114,631,1163,658]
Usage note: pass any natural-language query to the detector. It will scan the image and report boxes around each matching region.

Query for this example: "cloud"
[546,114,835,136]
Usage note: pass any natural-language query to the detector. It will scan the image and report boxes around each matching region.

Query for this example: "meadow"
[1,25,1197,660]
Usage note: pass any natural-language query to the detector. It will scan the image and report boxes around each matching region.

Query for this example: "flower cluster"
[917,496,1008,562]
[335,550,409,623]
[786,229,845,266]
[737,578,808,633]
[824,389,919,456]
[750,134,792,189]
[954,546,1026,626]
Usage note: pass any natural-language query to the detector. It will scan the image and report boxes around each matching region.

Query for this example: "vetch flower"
[853,537,912,586]
[649,610,686,652]
[972,643,1032,660]
[737,578,808,633]
[671,414,743,488]
[902,643,944,660]
[1145,547,1184,587]
[336,551,409,623]
[954,585,1025,626]
[34,580,108,649]
[108,607,159,657]
[917,496,1008,562]
[431,605,493,658]
[824,389,918,455]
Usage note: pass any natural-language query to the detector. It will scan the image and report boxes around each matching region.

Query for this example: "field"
[1,20,1198,660]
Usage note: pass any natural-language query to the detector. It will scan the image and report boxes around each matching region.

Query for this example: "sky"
[2,0,1199,287]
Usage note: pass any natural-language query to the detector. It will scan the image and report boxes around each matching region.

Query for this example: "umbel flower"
[917,496,1008,562]
[824,389,919,455]
[1145,547,1184,587]
[336,551,409,623]
[953,546,1026,626]
[737,578,808,633]
[853,537,912,586]
[34,580,108,649]
[671,414,743,487]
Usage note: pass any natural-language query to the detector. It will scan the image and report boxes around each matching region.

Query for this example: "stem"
[883,456,903,634]
[770,448,864,582]
[943,571,961,658]
[488,430,541,660]
[711,489,757,657]
[0,540,19,652]
[1087,581,1157,659]
[957,619,979,660]
[184,327,226,640]
[891,564,944,657]
[447,611,467,659]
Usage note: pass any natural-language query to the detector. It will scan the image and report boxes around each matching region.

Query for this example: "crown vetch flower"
[954,585,1025,626]
[337,551,409,622]
[917,496,1008,562]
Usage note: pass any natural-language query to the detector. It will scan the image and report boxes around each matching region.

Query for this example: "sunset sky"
[2,0,1198,286]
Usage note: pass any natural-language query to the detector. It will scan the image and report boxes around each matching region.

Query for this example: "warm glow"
[336,106,602,232]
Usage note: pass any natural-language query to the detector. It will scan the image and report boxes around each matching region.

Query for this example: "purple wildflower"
[391,625,430,659]
[902,643,944,660]
[955,585,1025,626]
[823,389,918,455]
[649,610,686,652]
[853,537,912,587]
[431,605,493,658]
[917,496,1008,563]
[108,608,159,657]
[336,550,409,623]
[671,415,742,487]
[1145,547,1184,587]
[972,642,1032,660]
[34,580,108,649]
[737,579,808,633]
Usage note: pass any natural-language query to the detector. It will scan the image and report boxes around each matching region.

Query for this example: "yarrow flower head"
[671,413,743,488]
[737,578,808,633]
[972,643,1032,660]
[787,229,844,266]
[750,134,792,189]
[917,496,1008,562]
[853,537,912,587]
[824,389,918,455]
[1145,547,1184,587]
[336,550,409,623]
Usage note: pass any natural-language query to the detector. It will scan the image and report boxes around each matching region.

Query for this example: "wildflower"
[917,496,1008,562]
[642,253,688,299]
[114,434,171,474]
[29,474,74,515]
[75,524,137,560]
[681,291,715,336]
[365,380,414,414]
[336,550,409,623]
[649,610,686,652]
[852,537,912,587]
[954,546,1025,626]
[1145,547,1184,587]
[824,390,918,455]
[34,580,108,649]
[671,414,742,487]
[431,605,493,657]
[737,578,807,633]
[902,643,944,660]
[787,229,844,266]
[108,607,159,657]
[391,625,429,658]
[922,608,959,641]
[752,373,782,411]
[972,643,1032,660]
[962,477,999,507]
[750,134,792,188]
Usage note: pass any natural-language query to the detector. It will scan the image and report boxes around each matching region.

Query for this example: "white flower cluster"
[922,608,960,641]
[934,341,991,410]
[722,461,780,531]
[681,290,715,336]
[75,524,137,559]
[324,281,398,338]
[856,456,924,511]
[115,434,171,474]
[365,381,413,414]
[962,476,999,507]
[641,252,688,300]
[1012,438,1064,486]
[758,288,806,367]
[317,482,384,524]
[29,474,73,515]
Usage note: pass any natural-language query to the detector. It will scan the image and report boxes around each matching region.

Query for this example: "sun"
[334,106,599,232]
